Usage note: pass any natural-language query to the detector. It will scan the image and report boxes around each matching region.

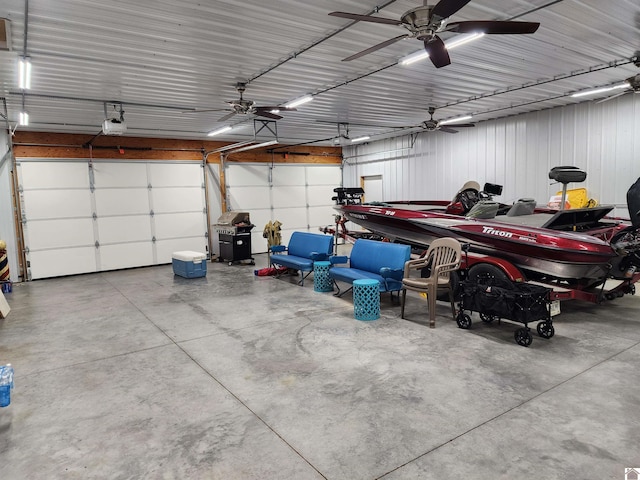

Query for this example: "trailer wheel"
[514,328,533,347]
[480,313,495,323]
[467,263,512,288]
[456,312,472,329]
[536,321,555,339]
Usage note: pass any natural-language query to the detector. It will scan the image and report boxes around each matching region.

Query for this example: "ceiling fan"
[329,0,540,68]
[596,74,640,103]
[183,82,296,122]
[412,107,475,133]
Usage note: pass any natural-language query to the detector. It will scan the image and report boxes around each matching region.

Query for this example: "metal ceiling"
[1,0,639,146]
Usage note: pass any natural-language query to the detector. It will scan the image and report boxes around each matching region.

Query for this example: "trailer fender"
[462,254,525,282]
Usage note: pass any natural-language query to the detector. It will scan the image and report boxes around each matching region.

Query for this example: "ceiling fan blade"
[342,34,409,61]
[439,126,460,134]
[447,20,540,34]
[595,91,629,104]
[449,123,475,128]
[431,0,473,20]
[217,111,237,122]
[255,111,283,120]
[423,36,451,68]
[329,11,402,25]
[256,106,297,112]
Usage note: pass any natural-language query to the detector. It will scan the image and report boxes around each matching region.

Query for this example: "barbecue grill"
[213,211,255,265]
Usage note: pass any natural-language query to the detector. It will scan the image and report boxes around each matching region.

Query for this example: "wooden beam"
[12,132,342,164]
[219,154,227,213]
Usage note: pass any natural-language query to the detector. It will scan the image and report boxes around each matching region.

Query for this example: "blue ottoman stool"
[313,261,333,292]
[353,279,380,321]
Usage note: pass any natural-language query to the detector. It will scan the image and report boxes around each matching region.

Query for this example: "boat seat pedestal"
[548,166,587,211]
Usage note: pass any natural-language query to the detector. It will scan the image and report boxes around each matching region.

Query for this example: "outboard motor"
[627,177,640,227]
[609,177,640,279]
[548,166,587,210]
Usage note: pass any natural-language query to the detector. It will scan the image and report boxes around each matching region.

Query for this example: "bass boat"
[333,169,640,301]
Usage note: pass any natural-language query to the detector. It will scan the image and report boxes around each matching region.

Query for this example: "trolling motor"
[332,187,365,205]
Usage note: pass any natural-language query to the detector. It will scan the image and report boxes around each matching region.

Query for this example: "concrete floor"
[1,252,640,479]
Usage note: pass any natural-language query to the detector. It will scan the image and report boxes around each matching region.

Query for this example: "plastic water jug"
[0,364,14,407]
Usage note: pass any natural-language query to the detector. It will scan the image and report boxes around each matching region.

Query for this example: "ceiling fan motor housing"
[401,6,443,39]
[229,99,256,113]
[423,119,439,131]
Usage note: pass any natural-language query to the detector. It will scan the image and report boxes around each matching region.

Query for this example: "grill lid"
[216,211,250,226]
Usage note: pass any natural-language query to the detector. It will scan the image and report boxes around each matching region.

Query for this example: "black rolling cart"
[456,277,555,347]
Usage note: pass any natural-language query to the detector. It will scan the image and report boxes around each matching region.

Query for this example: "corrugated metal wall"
[343,96,640,218]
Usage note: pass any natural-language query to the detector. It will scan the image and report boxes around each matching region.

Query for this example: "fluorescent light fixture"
[18,56,31,89]
[284,95,313,108]
[571,83,628,98]
[211,140,255,153]
[439,115,472,125]
[207,125,232,137]
[18,111,29,126]
[400,33,484,66]
[447,32,485,50]
[400,51,430,66]
[351,136,370,143]
[228,139,278,153]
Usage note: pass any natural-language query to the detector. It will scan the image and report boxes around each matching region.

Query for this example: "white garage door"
[19,159,208,279]
[225,163,341,252]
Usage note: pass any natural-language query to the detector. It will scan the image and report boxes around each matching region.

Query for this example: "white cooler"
[172,251,207,278]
